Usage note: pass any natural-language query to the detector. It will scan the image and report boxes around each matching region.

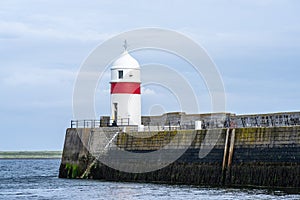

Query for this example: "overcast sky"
[0,0,299,150]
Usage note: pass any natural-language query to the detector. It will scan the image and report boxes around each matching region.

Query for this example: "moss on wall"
[65,163,80,179]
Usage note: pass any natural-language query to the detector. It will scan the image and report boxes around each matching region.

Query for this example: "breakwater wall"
[59,126,300,189]
[94,111,300,129]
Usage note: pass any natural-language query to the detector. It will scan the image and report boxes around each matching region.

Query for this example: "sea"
[0,159,299,200]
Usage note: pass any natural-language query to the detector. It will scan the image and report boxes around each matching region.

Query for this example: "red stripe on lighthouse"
[111,82,141,94]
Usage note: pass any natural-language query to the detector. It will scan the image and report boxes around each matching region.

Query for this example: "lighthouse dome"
[111,51,140,69]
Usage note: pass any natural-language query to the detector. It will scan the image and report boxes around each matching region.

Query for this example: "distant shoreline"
[0,151,62,159]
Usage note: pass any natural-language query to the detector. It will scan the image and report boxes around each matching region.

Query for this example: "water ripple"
[0,159,299,200]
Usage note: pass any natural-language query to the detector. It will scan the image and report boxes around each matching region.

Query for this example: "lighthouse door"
[113,103,118,125]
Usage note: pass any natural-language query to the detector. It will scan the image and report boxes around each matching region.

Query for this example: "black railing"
[71,118,130,128]
[110,118,130,126]
[70,113,300,129]
[71,120,101,128]
[230,114,300,128]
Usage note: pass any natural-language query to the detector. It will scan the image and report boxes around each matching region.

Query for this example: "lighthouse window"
[118,70,123,79]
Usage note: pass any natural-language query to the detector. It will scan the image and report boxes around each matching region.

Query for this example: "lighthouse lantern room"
[110,41,141,126]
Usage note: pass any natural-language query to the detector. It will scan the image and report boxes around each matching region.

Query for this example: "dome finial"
[123,40,128,51]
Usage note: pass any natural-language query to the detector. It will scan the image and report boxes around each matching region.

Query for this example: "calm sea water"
[0,159,299,200]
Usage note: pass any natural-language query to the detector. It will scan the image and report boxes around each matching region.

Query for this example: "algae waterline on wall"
[59,127,300,189]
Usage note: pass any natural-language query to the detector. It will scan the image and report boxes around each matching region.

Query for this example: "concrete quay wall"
[59,126,300,189]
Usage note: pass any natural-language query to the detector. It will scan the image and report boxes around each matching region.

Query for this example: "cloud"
[0,20,113,42]
[1,67,75,87]
[0,66,76,114]
[141,87,156,95]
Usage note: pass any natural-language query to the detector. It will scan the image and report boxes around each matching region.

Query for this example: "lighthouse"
[110,41,141,126]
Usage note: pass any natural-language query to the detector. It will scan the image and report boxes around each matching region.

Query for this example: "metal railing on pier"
[230,113,300,128]
[70,112,300,129]
[70,118,130,128]
[71,120,101,128]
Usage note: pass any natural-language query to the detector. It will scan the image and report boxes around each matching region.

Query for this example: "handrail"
[70,118,131,128]
[70,113,300,129]
[71,120,101,128]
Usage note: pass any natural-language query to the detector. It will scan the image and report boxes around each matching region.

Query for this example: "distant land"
[0,151,62,159]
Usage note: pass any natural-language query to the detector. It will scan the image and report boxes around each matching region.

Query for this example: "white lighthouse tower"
[110,41,141,126]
